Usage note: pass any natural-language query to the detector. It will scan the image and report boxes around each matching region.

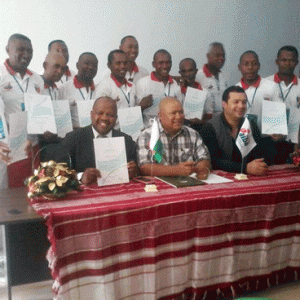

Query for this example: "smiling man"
[60,97,138,185]
[137,97,211,178]
[199,86,276,175]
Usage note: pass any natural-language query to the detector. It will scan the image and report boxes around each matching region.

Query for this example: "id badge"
[21,102,25,111]
[246,114,258,126]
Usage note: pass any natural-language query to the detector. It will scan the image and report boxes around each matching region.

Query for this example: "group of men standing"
[0,32,299,188]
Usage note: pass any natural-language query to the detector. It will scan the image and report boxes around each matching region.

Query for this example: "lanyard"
[278,82,293,102]
[79,88,93,100]
[12,75,29,93]
[119,85,131,105]
[164,83,171,97]
[247,87,258,108]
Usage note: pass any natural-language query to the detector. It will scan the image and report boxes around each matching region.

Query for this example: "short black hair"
[239,50,259,64]
[277,45,298,59]
[179,58,197,70]
[120,36,137,45]
[107,49,126,64]
[78,52,98,62]
[8,33,31,44]
[48,40,67,52]
[222,86,246,102]
[153,49,171,61]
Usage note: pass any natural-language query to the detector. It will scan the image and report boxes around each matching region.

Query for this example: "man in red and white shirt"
[196,42,227,116]
[0,33,44,189]
[179,58,213,128]
[102,36,148,85]
[48,40,76,87]
[236,50,279,132]
[59,52,98,128]
[136,49,181,126]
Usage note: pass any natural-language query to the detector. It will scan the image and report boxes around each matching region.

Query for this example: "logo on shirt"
[207,85,213,90]
[263,95,271,101]
[35,85,40,93]
[3,82,13,90]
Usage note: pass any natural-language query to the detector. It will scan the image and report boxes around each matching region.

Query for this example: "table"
[0,187,51,300]
[30,165,300,300]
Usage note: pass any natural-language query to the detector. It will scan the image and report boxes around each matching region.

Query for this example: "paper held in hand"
[24,93,57,134]
[52,100,73,138]
[94,136,129,186]
[118,106,144,141]
[261,100,288,135]
[183,87,207,119]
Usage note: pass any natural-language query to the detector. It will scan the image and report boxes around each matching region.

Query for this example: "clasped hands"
[176,161,211,180]
[0,140,32,164]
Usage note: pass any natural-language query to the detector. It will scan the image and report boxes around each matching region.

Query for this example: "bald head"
[159,97,184,136]
[43,52,67,83]
[91,97,117,136]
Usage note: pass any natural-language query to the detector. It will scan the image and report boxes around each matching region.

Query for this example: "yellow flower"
[48,182,56,191]
[56,176,68,187]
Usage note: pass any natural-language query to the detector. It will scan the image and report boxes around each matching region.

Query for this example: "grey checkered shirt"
[137,122,210,166]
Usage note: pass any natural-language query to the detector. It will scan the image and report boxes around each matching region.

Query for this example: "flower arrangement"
[26,160,82,199]
[292,154,300,167]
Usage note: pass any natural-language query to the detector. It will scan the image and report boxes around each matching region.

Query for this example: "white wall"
[0,0,299,85]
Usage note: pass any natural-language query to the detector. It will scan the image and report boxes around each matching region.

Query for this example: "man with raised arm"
[196,42,227,116]
[137,97,211,179]
[61,97,138,185]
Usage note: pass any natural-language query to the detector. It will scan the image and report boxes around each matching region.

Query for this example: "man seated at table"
[60,97,138,185]
[137,97,211,179]
[199,86,276,175]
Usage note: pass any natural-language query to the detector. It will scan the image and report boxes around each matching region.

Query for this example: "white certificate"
[94,137,129,186]
[24,93,57,134]
[184,87,207,119]
[52,100,73,138]
[287,107,300,143]
[118,106,144,141]
[77,100,94,127]
[9,111,28,163]
[145,81,165,117]
[262,100,288,135]
[0,111,9,144]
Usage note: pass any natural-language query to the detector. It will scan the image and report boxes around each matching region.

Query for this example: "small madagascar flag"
[149,118,163,163]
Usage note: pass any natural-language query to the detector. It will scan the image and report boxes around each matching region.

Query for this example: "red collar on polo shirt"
[65,68,72,77]
[203,64,220,78]
[4,59,33,76]
[150,71,174,84]
[110,74,132,88]
[129,62,139,73]
[240,76,261,90]
[274,73,298,85]
[181,81,202,94]
[73,75,95,90]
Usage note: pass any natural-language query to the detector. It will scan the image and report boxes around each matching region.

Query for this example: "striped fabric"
[30,164,300,300]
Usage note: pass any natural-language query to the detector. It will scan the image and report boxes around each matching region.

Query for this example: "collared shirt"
[102,64,149,85]
[58,75,97,128]
[136,72,182,126]
[196,64,228,115]
[0,59,44,122]
[236,77,280,131]
[91,126,112,138]
[137,121,210,166]
[40,80,60,100]
[266,73,300,110]
[56,68,76,88]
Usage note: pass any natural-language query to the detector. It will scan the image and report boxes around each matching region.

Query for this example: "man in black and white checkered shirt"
[137,97,211,179]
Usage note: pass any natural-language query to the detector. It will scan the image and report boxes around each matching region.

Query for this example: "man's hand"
[0,141,11,164]
[24,140,33,157]
[139,94,153,111]
[246,158,268,176]
[195,159,211,180]
[270,134,285,142]
[175,161,196,176]
[127,161,139,179]
[81,168,101,185]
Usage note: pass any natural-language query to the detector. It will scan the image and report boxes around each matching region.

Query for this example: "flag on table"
[236,117,256,158]
[149,118,163,163]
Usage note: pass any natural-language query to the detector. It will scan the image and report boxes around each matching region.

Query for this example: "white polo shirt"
[58,75,97,128]
[40,82,60,100]
[196,64,228,115]
[96,74,137,108]
[136,72,182,126]
[0,96,7,190]
[180,81,214,115]
[55,68,76,88]
[236,76,279,131]
[102,63,149,85]
[0,60,44,123]
[266,73,300,110]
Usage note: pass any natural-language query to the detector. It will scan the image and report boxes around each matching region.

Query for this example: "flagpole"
[241,157,244,174]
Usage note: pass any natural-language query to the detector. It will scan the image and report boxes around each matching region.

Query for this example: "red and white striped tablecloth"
[30,165,300,300]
